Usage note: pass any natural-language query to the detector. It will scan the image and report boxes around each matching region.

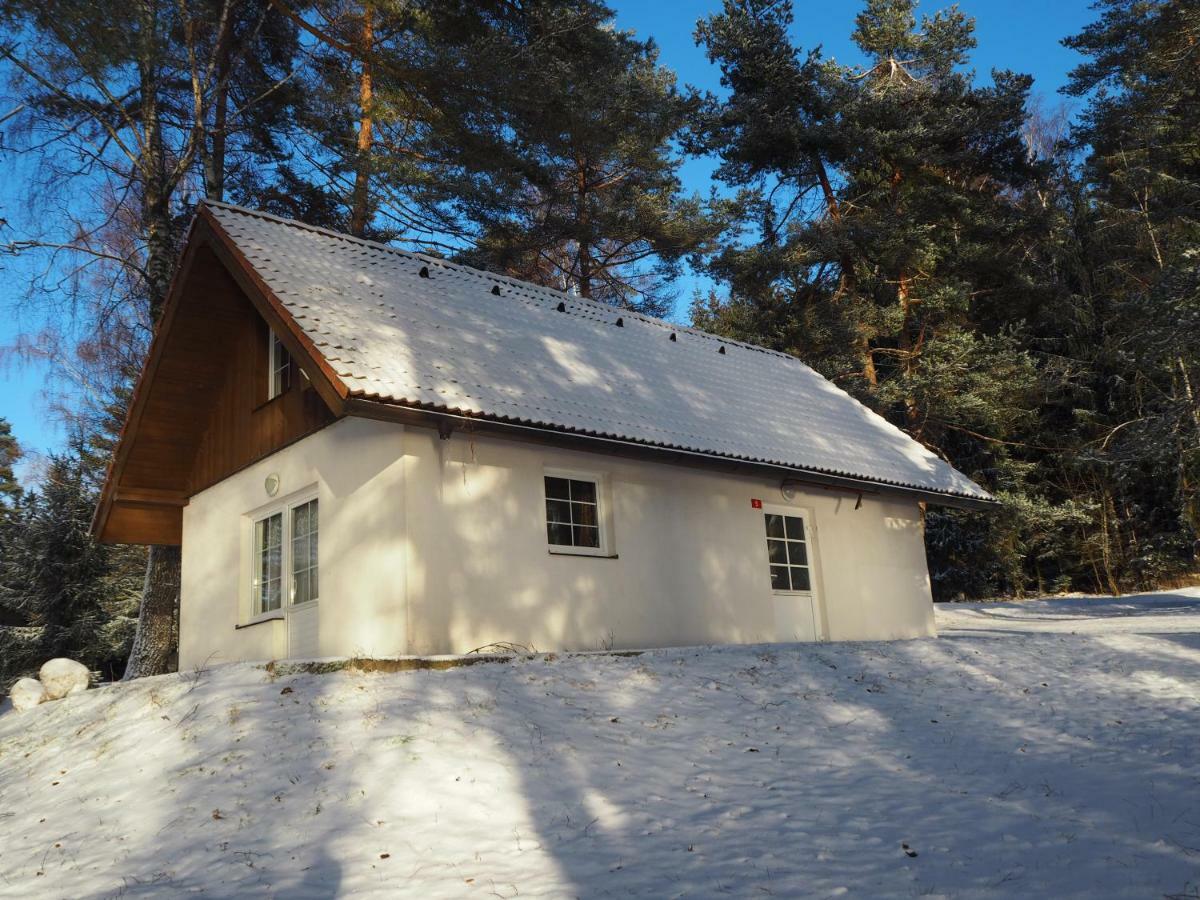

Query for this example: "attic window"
[269,330,291,400]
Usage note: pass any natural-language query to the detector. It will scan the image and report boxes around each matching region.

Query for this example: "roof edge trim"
[91,212,208,542]
[344,397,999,511]
[198,204,352,410]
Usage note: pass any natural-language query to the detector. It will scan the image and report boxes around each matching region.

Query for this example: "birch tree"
[0,0,301,677]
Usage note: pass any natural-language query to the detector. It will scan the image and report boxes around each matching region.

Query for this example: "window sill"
[548,548,619,559]
[236,612,284,630]
[253,396,281,414]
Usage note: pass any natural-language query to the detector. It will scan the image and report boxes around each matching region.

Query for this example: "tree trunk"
[811,153,841,225]
[1177,356,1200,541]
[859,334,878,386]
[204,29,233,202]
[143,201,175,316]
[1097,483,1122,596]
[1179,356,1200,435]
[575,156,592,298]
[813,152,875,384]
[896,269,921,433]
[578,246,592,298]
[123,544,181,679]
[349,3,374,238]
[139,8,173,319]
[125,2,183,679]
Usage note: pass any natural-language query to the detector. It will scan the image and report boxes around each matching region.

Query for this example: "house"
[92,202,995,667]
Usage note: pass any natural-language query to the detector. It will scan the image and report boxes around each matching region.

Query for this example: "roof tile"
[204,201,992,503]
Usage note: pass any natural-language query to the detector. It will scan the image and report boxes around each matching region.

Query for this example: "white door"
[773,593,818,642]
[287,602,319,658]
[763,507,821,642]
[286,497,320,658]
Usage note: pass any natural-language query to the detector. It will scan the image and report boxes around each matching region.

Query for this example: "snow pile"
[1,590,1198,898]
[3,657,91,712]
[8,677,46,711]
[38,658,91,700]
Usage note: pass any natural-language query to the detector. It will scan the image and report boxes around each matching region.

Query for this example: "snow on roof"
[203,201,993,504]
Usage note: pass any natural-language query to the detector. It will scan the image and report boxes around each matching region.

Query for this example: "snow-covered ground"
[2,591,1198,899]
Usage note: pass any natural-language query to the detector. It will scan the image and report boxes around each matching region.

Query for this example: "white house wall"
[180,417,409,668]
[180,417,935,669]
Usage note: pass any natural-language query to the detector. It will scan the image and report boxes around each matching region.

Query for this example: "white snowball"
[38,658,91,700]
[9,677,47,711]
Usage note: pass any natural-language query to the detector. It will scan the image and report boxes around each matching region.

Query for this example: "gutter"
[344,397,1000,512]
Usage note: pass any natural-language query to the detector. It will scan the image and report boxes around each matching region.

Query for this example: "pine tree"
[1038,0,1200,588]
[0,0,305,677]
[0,419,20,523]
[0,419,24,628]
[17,455,108,660]
[0,433,142,686]
[693,0,1072,597]
[421,1,725,315]
[1063,0,1200,277]
[276,0,726,313]
[0,488,43,690]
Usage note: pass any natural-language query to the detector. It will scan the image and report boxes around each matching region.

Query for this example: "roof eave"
[91,212,207,542]
[91,204,353,543]
[197,203,351,415]
[343,396,998,512]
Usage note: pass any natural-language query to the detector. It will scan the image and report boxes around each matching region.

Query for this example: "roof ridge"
[199,199,801,363]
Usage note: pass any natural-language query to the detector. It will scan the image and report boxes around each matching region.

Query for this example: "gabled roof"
[201,201,993,506]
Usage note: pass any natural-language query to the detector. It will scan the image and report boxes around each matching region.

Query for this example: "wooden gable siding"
[187,303,334,493]
[99,239,338,544]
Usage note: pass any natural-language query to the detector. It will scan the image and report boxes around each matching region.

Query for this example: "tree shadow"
[8,604,1198,898]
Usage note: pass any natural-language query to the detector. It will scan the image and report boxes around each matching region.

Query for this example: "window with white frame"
[252,512,284,613]
[290,499,319,605]
[251,497,318,615]
[764,512,811,592]
[544,473,605,553]
[269,329,291,399]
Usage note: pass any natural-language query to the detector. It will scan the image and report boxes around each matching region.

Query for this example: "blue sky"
[0,0,1095,474]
